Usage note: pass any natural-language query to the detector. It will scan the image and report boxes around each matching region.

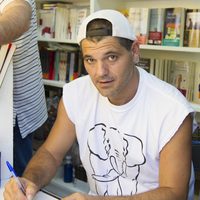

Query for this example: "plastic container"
[64,155,73,183]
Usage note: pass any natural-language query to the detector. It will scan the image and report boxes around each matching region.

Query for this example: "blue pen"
[6,161,26,195]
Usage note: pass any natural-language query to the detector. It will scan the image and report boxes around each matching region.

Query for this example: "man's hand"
[3,177,39,200]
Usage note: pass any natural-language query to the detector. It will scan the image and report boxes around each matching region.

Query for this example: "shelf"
[43,79,65,88]
[93,0,200,12]
[140,45,200,53]
[191,102,200,113]
[38,37,78,44]
[38,36,200,54]
[36,0,89,6]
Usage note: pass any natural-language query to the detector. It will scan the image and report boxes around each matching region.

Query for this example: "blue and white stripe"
[1,0,48,138]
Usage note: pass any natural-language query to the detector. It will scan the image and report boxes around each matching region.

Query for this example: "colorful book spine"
[162,8,185,47]
[137,58,151,73]
[194,63,200,104]
[128,7,150,44]
[148,8,165,45]
[183,9,200,47]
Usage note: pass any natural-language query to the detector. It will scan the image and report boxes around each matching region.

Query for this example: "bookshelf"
[43,79,65,88]
[37,0,200,111]
[38,37,77,44]
[191,103,200,113]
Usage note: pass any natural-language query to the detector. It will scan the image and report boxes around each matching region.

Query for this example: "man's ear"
[131,40,140,64]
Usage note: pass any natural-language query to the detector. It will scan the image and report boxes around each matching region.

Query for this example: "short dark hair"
[81,18,133,51]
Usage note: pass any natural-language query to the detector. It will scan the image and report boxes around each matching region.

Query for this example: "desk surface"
[0,188,58,200]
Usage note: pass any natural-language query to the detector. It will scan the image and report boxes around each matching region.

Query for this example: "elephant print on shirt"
[87,123,146,196]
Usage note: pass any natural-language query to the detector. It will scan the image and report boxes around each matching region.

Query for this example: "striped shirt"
[0,0,48,138]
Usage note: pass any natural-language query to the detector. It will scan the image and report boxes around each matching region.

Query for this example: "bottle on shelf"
[64,155,74,183]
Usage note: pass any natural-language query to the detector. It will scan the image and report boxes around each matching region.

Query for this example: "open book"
[0,43,16,88]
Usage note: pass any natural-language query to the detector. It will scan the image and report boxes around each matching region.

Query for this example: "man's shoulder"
[62,75,97,109]
[63,75,94,92]
[139,67,191,109]
[65,75,90,86]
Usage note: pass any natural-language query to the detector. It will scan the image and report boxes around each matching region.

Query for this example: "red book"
[48,51,55,80]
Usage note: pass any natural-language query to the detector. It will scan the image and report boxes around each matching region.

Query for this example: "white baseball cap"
[77,9,136,44]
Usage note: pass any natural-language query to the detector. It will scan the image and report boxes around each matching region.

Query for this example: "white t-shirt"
[63,67,194,199]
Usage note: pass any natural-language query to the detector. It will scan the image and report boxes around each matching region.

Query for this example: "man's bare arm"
[23,98,76,189]
[0,0,32,45]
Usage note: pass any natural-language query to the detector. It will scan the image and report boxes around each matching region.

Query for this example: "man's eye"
[108,55,117,61]
[85,58,94,64]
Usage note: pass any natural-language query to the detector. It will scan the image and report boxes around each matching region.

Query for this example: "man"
[0,0,48,176]
[4,9,194,200]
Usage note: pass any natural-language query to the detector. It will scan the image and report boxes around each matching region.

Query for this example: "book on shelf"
[118,8,129,18]
[136,57,152,73]
[162,7,185,47]
[54,51,60,81]
[39,48,51,79]
[137,58,166,80]
[128,7,150,44]
[153,58,164,80]
[37,9,56,39]
[183,9,200,48]
[163,59,172,82]
[74,8,89,40]
[48,50,55,80]
[141,57,197,102]
[158,59,165,80]
[41,2,71,9]
[69,51,79,81]
[0,43,16,88]
[37,3,89,41]
[55,6,70,40]
[193,64,200,104]
[68,8,77,41]
[58,51,68,82]
[67,7,89,41]
[148,8,165,45]
[40,46,83,83]
[167,60,195,101]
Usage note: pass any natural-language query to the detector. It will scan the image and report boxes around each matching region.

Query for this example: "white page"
[0,188,59,200]
[34,191,59,200]
[0,188,3,198]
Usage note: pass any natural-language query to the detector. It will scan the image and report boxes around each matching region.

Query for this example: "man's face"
[81,36,139,105]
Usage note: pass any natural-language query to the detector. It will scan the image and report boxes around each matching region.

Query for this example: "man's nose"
[96,61,108,76]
